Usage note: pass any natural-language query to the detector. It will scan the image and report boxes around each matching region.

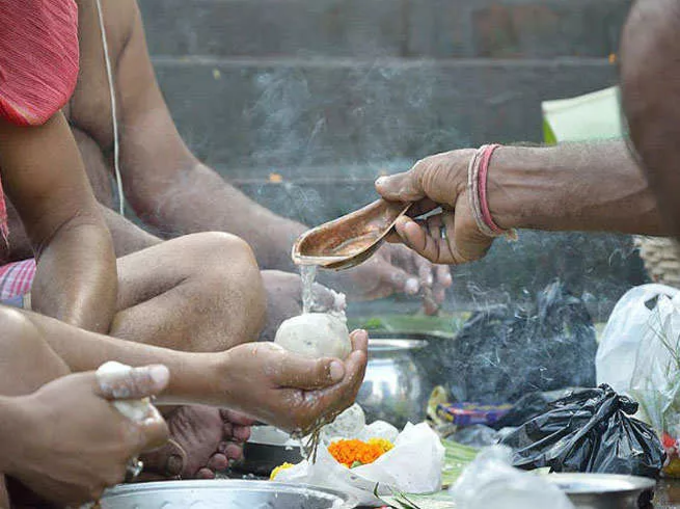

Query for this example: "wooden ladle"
[292,199,412,270]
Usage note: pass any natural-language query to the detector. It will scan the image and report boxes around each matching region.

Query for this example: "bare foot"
[216,409,254,464]
[140,407,254,481]
[141,405,225,480]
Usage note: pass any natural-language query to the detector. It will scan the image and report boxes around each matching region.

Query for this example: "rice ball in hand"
[274,313,351,360]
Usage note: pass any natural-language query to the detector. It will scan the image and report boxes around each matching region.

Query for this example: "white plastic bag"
[275,422,445,506]
[596,283,680,473]
[449,446,575,509]
[596,283,678,395]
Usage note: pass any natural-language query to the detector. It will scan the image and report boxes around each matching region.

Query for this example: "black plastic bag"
[501,384,666,478]
[430,281,598,404]
[491,388,582,430]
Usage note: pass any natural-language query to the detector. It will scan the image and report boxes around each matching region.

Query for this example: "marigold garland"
[328,438,394,468]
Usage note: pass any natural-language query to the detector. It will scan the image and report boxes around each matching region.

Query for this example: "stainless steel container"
[356,336,428,428]
[99,480,355,508]
[546,473,656,509]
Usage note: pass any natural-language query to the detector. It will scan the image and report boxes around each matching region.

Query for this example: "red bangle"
[478,144,504,235]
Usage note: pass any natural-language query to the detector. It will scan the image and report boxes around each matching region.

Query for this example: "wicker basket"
[635,236,680,288]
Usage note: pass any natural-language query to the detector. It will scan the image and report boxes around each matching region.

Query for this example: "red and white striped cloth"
[0,0,79,126]
[0,259,36,301]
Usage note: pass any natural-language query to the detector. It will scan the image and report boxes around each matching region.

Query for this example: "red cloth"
[0,0,79,126]
[0,258,36,300]
[0,0,79,241]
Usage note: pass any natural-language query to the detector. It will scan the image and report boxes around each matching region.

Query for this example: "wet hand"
[219,330,368,435]
[375,150,494,265]
[4,366,170,506]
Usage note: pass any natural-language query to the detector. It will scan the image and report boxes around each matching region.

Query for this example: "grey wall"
[138,0,643,318]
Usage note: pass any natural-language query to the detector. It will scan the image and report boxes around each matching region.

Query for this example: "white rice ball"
[274,313,351,360]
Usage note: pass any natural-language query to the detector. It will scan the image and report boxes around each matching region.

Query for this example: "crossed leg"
[109,232,265,479]
[112,231,265,352]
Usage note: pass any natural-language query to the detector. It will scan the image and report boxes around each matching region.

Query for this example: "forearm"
[99,204,162,257]
[488,141,666,235]
[135,163,305,270]
[23,309,223,406]
[0,396,24,473]
[31,221,117,333]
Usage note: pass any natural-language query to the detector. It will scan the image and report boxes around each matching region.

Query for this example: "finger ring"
[125,458,144,482]
[439,225,447,240]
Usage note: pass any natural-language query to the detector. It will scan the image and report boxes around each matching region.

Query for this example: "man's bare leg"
[112,232,265,352]
[108,232,265,479]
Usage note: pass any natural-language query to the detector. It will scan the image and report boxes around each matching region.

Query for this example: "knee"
[0,307,39,361]
[0,307,69,394]
[186,233,266,345]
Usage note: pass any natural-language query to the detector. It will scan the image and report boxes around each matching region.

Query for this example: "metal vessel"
[357,335,429,428]
[99,480,355,508]
[546,473,656,509]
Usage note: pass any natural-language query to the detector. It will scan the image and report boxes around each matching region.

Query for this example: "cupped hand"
[4,366,169,506]
[218,329,368,435]
[375,150,494,265]
[260,270,346,341]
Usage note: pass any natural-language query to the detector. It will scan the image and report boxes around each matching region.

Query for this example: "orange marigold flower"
[328,438,393,468]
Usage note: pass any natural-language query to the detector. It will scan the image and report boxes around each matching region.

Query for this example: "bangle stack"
[467,144,518,240]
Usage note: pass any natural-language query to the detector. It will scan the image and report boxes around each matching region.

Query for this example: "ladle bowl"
[292,199,412,270]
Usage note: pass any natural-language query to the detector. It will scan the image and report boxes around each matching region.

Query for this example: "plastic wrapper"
[500,385,665,478]
[275,422,444,506]
[597,284,680,476]
[596,284,678,394]
[451,425,500,448]
[450,445,575,509]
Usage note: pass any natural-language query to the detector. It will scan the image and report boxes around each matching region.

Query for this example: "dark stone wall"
[137,0,643,318]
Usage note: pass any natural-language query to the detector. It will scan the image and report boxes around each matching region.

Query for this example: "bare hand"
[260,270,346,341]
[4,366,169,506]
[218,330,368,435]
[342,242,452,314]
[375,150,494,265]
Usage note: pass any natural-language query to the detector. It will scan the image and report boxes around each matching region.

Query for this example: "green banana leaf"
[542,86,624,144]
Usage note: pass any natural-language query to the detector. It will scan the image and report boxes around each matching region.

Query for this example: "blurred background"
[137,0,640,322]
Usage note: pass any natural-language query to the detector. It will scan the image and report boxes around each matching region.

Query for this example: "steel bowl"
[99,480,356,508]
[545,473,656,509]
[356,334,430,428]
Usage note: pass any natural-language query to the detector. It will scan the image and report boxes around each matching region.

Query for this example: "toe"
[208,453,229,471]
[196,468,216,479]
[219,441,244,461]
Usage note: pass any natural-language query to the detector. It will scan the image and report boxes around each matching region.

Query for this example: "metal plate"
[545,473,656,509]
[100,480,356,509]
[545,473,656,494]
[368,338,429,353]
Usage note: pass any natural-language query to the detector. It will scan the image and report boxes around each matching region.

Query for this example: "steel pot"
[356,334,429,429]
